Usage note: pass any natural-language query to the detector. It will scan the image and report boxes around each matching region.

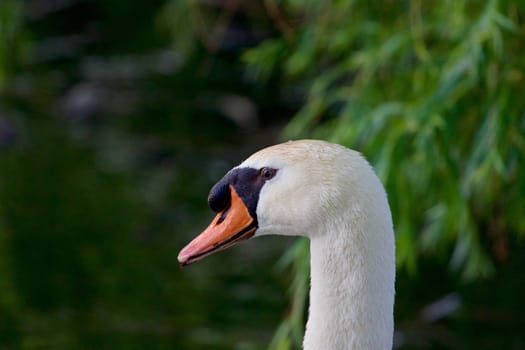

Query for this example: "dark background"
[1,1,524,349]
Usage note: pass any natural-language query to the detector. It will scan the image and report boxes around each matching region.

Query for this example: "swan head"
[178,139,384,266]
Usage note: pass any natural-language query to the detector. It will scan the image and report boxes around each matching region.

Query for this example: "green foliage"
[0,0,24,89]
[245,0,525,277]
[160,0,197,60]
[1,0,524,349]
[243,0,525,347]
[268,238,309,350]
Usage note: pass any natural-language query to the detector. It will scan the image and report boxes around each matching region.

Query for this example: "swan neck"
[303,218,395,349]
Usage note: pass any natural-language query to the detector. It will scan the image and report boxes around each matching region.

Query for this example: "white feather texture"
[238,140,395,350]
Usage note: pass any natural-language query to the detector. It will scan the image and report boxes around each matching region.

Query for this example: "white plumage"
[179,140,395,349]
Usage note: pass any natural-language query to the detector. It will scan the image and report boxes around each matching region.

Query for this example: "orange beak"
[178,185,256,266]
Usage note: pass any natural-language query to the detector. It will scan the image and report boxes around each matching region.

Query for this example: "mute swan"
[178,139,395,349]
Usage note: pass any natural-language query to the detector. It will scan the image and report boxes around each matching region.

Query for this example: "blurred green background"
[0,1,524,349]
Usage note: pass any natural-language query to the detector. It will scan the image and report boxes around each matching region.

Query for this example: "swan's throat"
[304,223,395,350]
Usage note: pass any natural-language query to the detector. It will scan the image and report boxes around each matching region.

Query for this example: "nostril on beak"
[216,208,230,225]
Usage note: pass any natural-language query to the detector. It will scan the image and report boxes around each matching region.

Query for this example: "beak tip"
[177,250,190,267]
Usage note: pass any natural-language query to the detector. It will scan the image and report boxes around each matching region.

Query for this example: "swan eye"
[259,167,277,180]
